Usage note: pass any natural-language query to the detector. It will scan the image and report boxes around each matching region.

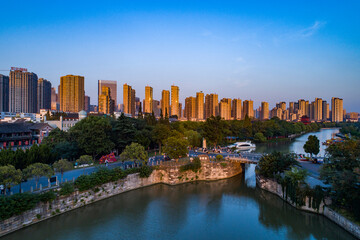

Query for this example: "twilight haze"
[1,1,359,111]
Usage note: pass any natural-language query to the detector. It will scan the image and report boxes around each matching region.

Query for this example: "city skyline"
[0,1,359,112]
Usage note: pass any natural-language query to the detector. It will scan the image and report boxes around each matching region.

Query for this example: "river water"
[5,128,352,240]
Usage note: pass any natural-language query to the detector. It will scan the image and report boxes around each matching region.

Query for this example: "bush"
[180,157,201,173]
[216,155,223,161]
[257,152,297,179]
[38,191,57,203]
[139,166,153,178]
[59,182,75,196]
[0,193,39,220]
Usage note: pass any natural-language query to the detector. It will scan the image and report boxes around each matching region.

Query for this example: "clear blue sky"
[1,1,359,112]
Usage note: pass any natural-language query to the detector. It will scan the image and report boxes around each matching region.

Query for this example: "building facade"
[98,80,117,110]
[171,85,179,117]
[205,93,218,119]
[196,91,204,120]
[144,86,153,114]
[331,97,343,122]
[161,90,170,117]
[37,78,52,112]
[231,99,242,120]
[59,75,85,112]
[123,84,136,116]
[0,74,9,112]
[261,102,269,120]
[243,100,254,118]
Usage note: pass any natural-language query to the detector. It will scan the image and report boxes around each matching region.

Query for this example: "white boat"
[229,141,256,151]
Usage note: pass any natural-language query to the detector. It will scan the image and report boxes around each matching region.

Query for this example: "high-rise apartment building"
[37,78,51,112]
[195,91,204,120]
[219,99,231,120]
[314,98,323,121]
[123,84,136,116]
[232,99,242,120]
[144,86,153,114]
[161,90,170,117]
[98,86,114,114]
[9,69,38,113]
[205,93,219,119]
[171,85,179,117]
[59,75,85,112]
[185,97,196,120]
[84,95,90,112]
[153,100,161,117]
[243,100,254,118]
[51,87,59,111]
[98,80,117,109]
[322,101,329,121]
[289,102,294,114]
[261,102,269,120]
[331,97,343,122]
[298,99,306,117]
[0,74,9,112]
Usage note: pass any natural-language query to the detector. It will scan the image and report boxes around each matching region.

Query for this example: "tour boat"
[229,141,256,151]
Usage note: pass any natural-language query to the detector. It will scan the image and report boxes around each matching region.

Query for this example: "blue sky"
[1,1,359,112]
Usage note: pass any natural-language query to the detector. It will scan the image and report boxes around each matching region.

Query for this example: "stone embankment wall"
[256,175,360,239]
[0,160,242,237]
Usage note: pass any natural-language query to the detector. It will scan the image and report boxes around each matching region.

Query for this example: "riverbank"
[0,160,243,237]
[256,174,360,239]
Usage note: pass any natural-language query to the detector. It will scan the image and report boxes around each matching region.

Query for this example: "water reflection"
[4,164,354,240]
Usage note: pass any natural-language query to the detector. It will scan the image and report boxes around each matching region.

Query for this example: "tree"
[254,132,267,143]
[24,163,54,190]
[152,124,171,152]
[111,114,137,153]
[257,152,298,178]
[76,155,94,165]
[303,135,320,158]
[70,116,114,159]
[202,116,225,147]
[0,165,22,194]
[120,143,148,162]
[185,130,202,148]
[216,155,224,161]
[53,159,73,182]
[285,167,308,185]
[163,137,188,160]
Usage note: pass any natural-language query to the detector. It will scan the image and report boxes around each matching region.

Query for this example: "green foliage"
[163,137,189,159]
[216,155,224,161]
[284,167,308,185]
[180,157,201,173]
[38,190,56,203]
[320,140,360,221]
[257,152,297,178]
[184,130,202,148]
[254,132,267,143]
[139,166,153,178]
[76,155,94,165]
[24,163,54,189]
[53,159,73,175]
[202,116,227,146]
[120,142,148,162]
[152,123,171,152]
[303,135,320,157]
[220,163,228,168]
[59,182,75,196]
[0,165,22,190]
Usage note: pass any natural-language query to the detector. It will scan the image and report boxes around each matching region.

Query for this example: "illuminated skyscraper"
[99,86,114,114]
[51,87,59,111]
[195,91,204,120]
[243,100,254,118]
[37,78,51,111]
[205,93,218,119]
[9,69,38,113]
[219,99,231,120]
[161,90,170,117]
[171,85,179,117]
[331,97,343,122]
[261,102,269,120]
[59,75,85,112]
[232,99,242,120]
[185,96,196,120]
[314,98,323,121]
[144,86,153,114]
[0,74,9,112]
[298,99,306,117]
[123,83,136,116]
[98,80,117,109]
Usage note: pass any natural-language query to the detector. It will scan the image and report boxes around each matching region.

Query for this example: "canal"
[254,128,340,157]
[3,164,355,240]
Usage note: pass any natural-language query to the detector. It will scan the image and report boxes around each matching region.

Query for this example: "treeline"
[340,122,360,139]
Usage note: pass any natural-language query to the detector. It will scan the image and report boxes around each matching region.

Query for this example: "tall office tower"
[171,85,179,117]
[9,69,38,113]
[59,75,85,112]
[144,86,153,114]
[37,78,52,112]
[161,90,170,117]
[314,98,323,121]
[322,101,329,121]
[205,93,219,119]
[331,97,343,122]
[0,74,9,112]
[98,80,117,109]
[84,95,90,112]
[243,100,254,118]
[135,97,141,114]
[289,102,294,114]
[232,99,242,120]
[219,100,231,120]
[153,100,161,117]
[298,99,306,117]
[99,86,114,114]
[51,87,59,110]
[261,102,269,120]
[185,97,196,120]
[123,84,136,116]
[195,91,204,120]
